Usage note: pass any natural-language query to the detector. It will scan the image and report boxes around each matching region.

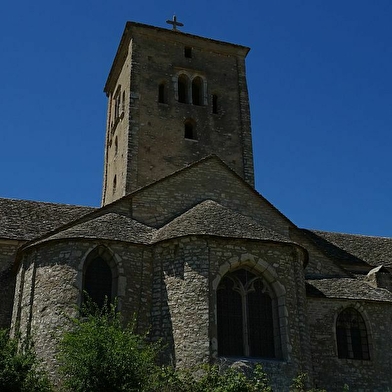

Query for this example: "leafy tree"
[58,300,158,392]
[0,329,52,392]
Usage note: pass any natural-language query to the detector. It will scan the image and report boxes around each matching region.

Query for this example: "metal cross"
[166,15,184,31]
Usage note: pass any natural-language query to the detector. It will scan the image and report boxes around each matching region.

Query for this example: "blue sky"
[0,1,391,236]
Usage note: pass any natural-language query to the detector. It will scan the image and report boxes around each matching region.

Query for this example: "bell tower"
[102,21,254,205]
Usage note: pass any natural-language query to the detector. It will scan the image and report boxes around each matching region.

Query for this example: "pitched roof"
[308,230,392,270]
[152,200,292,244]
[306,277,392,303]
[0,198,95,241]
[32,213,155,245]
[25,200,296,250]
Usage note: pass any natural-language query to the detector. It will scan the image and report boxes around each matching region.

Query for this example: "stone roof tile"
[152,200,292,244]
[309,230,392,269]
[31,213,155,245]
[306,277,392,302]
[0,197,95,241]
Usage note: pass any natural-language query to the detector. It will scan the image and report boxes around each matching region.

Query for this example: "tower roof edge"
[104,21,250,94]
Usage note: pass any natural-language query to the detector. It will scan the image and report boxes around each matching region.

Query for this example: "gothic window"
[158,82,168,104]
[178,74,189,103]
[212,94,218,114]
[114,136,118,155]
[184,119,197,140]
[83,247,116,308]
[217,269,276,358]
[192,77,204,106]
[336,307,370,360]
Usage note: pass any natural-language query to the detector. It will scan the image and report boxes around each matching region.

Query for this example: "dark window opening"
[178,75,189,103]
[84,256,112,309]
[121,91,125,113]
[192,77,203,106]
[184,120,197,140]
[114,136,118,155]
[212,94,218,114]
[336,308,370,360]
[158,82,168,104]
[184,47,192,58]
[217,269,275,358]
[114,88,121,120]
[113,175,117,195]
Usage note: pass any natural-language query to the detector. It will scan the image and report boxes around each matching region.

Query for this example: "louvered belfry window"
[217,269,275,358]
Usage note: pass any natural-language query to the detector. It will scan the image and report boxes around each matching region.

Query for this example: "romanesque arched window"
[83,247,117,308]
[192,76,204,106]
[217,269,276,358]
[178,74,190,103]
[336,307,370,360]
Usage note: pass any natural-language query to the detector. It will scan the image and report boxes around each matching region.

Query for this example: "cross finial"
[166,15,184,31]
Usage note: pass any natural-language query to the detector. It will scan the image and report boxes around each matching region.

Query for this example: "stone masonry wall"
[290,229,349,277]
[0,240,21,329]
[132,158,292,236]
[308,298,392,391]
[13,239,153,380]
[132,28,252,188]
[151,235,310,391]
[102,24,254,205]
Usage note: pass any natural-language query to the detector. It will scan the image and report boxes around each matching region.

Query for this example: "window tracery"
[336,307,370,360]
[217,269,276,358]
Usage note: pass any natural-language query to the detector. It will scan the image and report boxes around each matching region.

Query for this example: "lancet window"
[83,247,117,308]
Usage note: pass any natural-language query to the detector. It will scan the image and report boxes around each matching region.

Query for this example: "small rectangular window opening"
[184,47,192,58]
[158,83,168,104]
[212,94,218,114]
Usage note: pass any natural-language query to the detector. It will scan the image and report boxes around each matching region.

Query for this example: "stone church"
[1,21,392,391]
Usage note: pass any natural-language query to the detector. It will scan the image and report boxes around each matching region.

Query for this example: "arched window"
[178,74,189,103]
[192,76,204,106]
[83,247,117,308]
[158,82,168,104]
[336,307,370,360]
[184,119,197,140]
[217,269,275,358]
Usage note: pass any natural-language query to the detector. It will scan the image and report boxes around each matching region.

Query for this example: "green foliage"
[57,299,348,392]
[290,373,331,392]
[148,364,272,392]
[57,300,158,392]
[0,329,52,392]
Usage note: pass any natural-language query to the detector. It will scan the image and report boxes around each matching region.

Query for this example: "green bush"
[57,300,158,392]
[0,329,52,392]
[148,363,272,392]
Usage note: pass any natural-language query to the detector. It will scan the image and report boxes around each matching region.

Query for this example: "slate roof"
[26,200,295,248]
[306,277,392,303]
[0,198,95,241]
[31,213,155,245]
[152,200,292,244]
[308,230,392,270]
